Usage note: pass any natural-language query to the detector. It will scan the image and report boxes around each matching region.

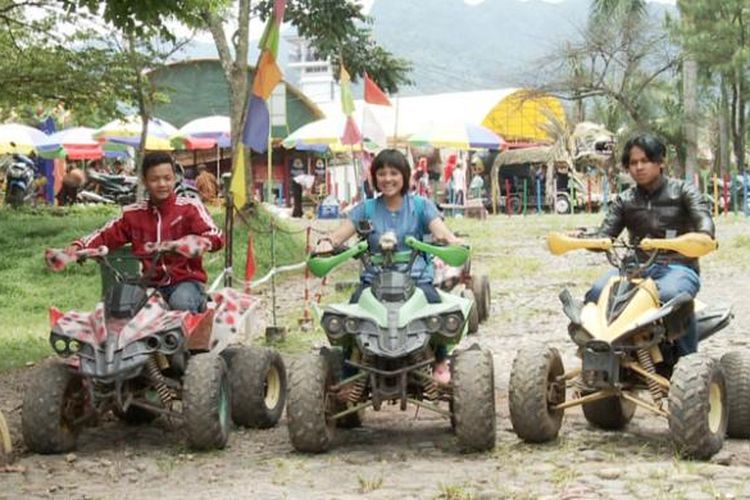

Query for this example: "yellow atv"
[508,232,746,460]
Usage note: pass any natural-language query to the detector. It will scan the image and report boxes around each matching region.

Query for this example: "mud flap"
[697,304,733,343]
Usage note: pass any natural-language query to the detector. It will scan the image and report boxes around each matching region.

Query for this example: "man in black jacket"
[586,134,715,356]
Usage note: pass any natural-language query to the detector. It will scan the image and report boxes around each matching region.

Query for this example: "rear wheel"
[287,354,335,453]
[451,346,496,451]
[582,394,635,430]
[668,354,727,459]
[720,351,750,438]
[508,344,565,442]
[22,362,85,454]
[0,410,11,464]
[461,289,479,334]
[226,346,286,428]
[554,194,571,214]
[471,274,491,322]
[183,354,231,450]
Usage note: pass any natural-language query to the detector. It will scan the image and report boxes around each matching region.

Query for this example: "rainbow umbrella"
[172,115,231,149]
[408,122,505,150]
[95,115,177,151]
[37,127,103,160]
[282,117,375,153]
[0,123,47,154]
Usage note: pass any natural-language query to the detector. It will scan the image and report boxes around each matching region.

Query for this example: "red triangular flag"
[245,233,256,286]
[341,116,362,145]
[364,72,391,106]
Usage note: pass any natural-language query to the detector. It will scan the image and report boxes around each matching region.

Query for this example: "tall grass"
[0,203,305,372]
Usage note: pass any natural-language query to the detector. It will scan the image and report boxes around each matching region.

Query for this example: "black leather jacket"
[598,175,715,272]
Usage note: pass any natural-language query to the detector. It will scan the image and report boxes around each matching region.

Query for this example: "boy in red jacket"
[67,152,223,312]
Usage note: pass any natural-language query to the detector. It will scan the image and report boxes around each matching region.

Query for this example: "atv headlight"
[443,313,463,334]
[425,315,442,333]
[68,340,81,353]
[344,318,360,334]
[322,314,345,338]
[53,337,68,354]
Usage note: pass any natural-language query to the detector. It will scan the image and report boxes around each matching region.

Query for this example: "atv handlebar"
[404,236,470,267]
[143,235,211,258]
[45,246,109,271]
[547,231,717,258]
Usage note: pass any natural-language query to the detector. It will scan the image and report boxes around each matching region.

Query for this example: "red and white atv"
[22,236,286,453]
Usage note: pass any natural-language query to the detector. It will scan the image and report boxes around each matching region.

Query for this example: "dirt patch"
[2,215,750,499]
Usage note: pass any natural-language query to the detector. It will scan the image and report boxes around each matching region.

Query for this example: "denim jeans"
[159,280,206,313]
[585,263,700,356]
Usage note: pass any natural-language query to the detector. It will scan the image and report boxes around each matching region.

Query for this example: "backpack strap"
[364,198,376,221]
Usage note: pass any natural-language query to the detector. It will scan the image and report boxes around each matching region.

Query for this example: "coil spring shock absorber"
[410,351,439,400]
[347,355,370,404]
[146,355,172,406]
[636,349,664,405]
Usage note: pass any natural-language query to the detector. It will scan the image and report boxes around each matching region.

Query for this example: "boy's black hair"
[141,152,175,177]
[621,134,666,168]
[370,149,411,196]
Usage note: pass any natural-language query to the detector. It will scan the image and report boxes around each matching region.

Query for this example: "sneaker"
[432,360,451,385]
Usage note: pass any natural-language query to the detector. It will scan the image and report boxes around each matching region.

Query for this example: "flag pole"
[393,95,400,148]
[267,93,273,204]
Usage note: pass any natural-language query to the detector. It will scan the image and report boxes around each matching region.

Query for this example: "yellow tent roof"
[482,90,565,143]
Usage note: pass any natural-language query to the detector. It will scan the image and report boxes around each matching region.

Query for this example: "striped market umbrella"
[282,117,375,153]
[408,122,506,150]
[95,115,177,151]
[171,115,231,149]
[0,123,47,154]
[37,127,103,160]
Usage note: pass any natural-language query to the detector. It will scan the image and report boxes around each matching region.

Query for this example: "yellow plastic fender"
[640,232,718,258]
[547,232,613,255]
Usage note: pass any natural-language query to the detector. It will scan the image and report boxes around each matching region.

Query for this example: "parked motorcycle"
[4,154,37,208]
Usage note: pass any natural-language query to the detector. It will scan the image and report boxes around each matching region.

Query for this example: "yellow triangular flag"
[231,145,247,208]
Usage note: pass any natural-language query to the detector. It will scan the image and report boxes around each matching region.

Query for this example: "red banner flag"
[364,72,391,106]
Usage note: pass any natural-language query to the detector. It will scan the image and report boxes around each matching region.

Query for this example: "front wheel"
[6,185,25,208]
[287,354,335,453]
[226,346,286,428]
[508,344,565,443]
[451,346,496,451]
[554,194,571,214]
[183,354,231,451]
[22,362,86,454]
[719,351,750,438]
[668,354,727,460]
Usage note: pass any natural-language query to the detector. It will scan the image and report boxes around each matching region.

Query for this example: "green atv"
[286,225,496,453]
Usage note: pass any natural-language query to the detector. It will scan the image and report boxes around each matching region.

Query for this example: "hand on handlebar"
[144,235,211,258]
[45,246,108,271]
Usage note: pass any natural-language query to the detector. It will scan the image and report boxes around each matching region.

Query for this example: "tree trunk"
[719,76,730,177]
[203,0,253,202]
[682,58,698,181]
[730,68,746,174]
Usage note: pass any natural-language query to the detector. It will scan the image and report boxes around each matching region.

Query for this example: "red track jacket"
[74,193,223,285]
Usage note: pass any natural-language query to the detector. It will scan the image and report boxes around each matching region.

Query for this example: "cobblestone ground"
[1,214,749,499]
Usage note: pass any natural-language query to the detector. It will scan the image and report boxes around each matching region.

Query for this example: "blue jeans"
[585,264,700,356]
[159,280,206,313]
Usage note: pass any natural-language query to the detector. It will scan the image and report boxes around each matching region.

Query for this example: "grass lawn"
[0,204,305,372]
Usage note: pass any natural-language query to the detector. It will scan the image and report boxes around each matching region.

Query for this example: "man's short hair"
[621,134,666,168]
[142,152,175,177]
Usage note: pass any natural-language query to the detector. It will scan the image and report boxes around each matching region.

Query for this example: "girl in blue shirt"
[315,149,462,384]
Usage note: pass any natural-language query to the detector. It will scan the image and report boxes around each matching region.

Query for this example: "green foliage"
[0,204,305,372]
[0,4,132,122]
[254,0,412,93]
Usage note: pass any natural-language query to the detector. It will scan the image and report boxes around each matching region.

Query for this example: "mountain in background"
[178,0,675,97]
